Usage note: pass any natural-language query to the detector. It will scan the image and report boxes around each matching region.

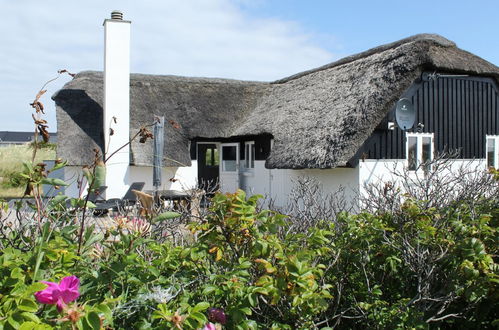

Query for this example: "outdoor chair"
[93,182,145,215]
[64,186,107,210]
[86,186,107,203]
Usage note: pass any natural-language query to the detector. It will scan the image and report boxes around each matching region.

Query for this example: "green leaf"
[83,231,104,248]
[85,201,97,209]
[372,286,382,296]
[48,195,68,208]
[152,212,181,223]
[19,322,37,330]
[202,285,217,295]
[18,299,39,312]
[244,320,259,330]
[192,302,210,313]
[240,307,252,315]
[23,162,34,174]
[10,267,24,279]
[20,312,41,324]
[40,178,68,186]
[189,311,207,323]
[50,160,68,172]
[84,311,101,330]
[93,164,106,190]
[248,293,258,307]
[7,315,21,329]
[148,267,160,277]
[95,304,113,320]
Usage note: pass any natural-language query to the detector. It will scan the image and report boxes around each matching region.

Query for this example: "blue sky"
[248,0,499,63]
[1,0,498,132]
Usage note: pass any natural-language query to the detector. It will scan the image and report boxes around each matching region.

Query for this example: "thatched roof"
[54,73,268,167]
[54,34,499,169]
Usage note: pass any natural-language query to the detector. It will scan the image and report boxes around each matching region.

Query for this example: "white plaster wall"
[446,159,486,172]
[358,159,405,195]
[358,158,489,203]
[129,161,198,192]
[62,163,198,198]
[241,163,359,208]
[239,161,271,197]
[359,159,487,187]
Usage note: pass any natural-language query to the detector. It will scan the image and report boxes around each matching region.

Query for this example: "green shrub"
[0,188,497,329]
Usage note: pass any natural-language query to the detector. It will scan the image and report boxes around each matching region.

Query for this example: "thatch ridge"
[273,34,456,84]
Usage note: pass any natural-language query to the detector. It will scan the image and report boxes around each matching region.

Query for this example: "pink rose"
[34,275,80,311]
[203,323,216,330]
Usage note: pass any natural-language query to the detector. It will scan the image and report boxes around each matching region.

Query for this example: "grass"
[0,143,56,198]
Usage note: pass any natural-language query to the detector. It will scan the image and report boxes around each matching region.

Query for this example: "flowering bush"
[0,188,497,329]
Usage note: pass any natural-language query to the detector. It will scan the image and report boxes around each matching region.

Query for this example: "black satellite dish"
[395,98,415,131]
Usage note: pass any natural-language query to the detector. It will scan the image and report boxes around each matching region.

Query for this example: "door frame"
[196,142,221,190]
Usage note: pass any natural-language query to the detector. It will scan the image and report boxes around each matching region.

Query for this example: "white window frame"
[244,141,255,170]
[486,135,499,169]
[406,133,434,171]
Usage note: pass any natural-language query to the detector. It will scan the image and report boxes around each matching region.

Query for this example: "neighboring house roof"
[0,131,57,144]
[53,34,499,169]
[0,131,34,143]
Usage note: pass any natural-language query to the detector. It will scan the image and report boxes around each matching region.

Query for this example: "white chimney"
[103,11,131,198]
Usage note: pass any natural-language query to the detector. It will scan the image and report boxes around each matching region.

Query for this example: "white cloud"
[0,0,335,131]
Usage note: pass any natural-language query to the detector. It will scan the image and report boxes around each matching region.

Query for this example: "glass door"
[219,143,239,193]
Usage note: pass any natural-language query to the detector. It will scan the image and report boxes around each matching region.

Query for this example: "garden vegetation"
[0,168,497,329]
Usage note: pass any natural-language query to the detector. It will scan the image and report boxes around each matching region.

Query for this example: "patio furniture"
[145,189,190,209]
[146,189,205,222]
[64,186,107,210]
[87,186,107,203]
[93,182,145,214]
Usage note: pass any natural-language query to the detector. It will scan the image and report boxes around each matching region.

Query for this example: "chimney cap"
[111,11,123,20]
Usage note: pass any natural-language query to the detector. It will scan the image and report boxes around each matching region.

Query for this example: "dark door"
[197,143,220,191]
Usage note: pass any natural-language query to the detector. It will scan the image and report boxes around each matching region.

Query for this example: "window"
[204,146,219,166]
[222,145,237,171]
[244,141,255,169]
[486,136,499,168]
[406,133,433,171]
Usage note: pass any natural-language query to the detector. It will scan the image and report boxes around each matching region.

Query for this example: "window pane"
[487,138,495,168]
[408,136,418,170]
[205,148,213,166]
[204,147,219,167]
[213,148,219,166]
[422,136,432,172]
[222,146,237,171]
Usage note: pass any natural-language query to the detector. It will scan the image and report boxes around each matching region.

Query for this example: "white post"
[103,11,131,198]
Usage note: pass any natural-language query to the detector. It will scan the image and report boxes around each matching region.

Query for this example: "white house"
[53,12,499,207]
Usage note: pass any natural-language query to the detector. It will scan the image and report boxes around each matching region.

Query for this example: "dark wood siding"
[360,75,499,160]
